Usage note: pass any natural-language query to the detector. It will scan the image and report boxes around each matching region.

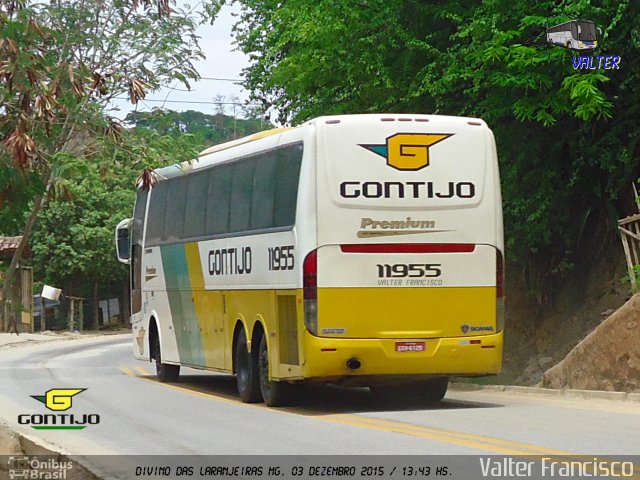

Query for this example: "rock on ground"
[542,293,640,392]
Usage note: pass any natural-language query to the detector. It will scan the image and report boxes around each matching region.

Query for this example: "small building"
[0,236,34,332]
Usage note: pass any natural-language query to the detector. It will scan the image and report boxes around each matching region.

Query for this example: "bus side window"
[146,184,168,245]
[205,164,232,236]
[184,170,209,239]
[251,152,278,230]
[165,176,187,243]
[131,189,148,313]
[274,144,303,227]
[229,158,256,233]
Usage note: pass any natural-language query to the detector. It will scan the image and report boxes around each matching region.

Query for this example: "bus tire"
[153,331,180,383]
[566,41,572,50]
[370,377,449,404]
[369,385,410,404]
[420,377,449,402]
[258,335,291,407]
[235,328,261,403]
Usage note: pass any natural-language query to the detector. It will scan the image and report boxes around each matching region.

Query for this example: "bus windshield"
[577,21,597,41]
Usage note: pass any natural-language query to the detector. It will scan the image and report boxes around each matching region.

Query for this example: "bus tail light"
[496,249,505,332]
[303,249,318,335]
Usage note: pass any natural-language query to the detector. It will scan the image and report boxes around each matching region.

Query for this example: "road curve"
[0,335,638,460]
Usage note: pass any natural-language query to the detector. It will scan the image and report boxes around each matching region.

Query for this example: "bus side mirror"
[115,218,132,264]
[597,27,602,36]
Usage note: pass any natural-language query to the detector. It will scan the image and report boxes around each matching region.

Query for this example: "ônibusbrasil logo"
[18,388,100,430]
[360,133,453,171]
[8,456,73,480]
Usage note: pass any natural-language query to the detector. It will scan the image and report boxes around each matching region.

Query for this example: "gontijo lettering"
[340,181,475,199]
[208,247,252,276]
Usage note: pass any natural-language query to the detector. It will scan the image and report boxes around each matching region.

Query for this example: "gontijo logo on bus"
[343,132,476,200]
[360,133,453,171]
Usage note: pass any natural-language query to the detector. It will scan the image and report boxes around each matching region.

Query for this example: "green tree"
[124,108,270,146]
[228,0,640,306]
[0,0,204,328]
[29,130,203,326]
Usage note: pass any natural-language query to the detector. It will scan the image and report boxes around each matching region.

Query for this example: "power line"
[113,97,261,106]
[199,77,242,82]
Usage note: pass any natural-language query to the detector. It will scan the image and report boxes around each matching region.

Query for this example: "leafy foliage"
[0,0,206,323]
[29,130,204,297]
[124,108,270,146]
[228,0,640,304]
[0,0,203,169]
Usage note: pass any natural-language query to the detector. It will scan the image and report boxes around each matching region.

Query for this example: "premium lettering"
[361,217,435,230]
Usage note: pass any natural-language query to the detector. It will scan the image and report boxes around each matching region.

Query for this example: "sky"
[110,3,251,120]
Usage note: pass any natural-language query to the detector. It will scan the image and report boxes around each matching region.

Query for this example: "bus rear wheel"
[258,335,292,407]
[235,328,261,403]
[370,377,449,404]
[419,377,449,402]
[153,331,179,382]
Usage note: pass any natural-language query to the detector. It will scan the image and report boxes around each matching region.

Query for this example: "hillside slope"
[542,293,640,392]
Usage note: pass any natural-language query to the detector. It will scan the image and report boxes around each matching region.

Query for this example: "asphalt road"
[0,335,638,478]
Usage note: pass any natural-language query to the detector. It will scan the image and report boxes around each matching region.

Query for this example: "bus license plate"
[395,342,425,352]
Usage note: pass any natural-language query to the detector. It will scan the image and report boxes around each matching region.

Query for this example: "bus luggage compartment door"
[315,243,498,339]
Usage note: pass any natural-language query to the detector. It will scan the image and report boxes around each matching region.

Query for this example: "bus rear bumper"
[300,331,503,384]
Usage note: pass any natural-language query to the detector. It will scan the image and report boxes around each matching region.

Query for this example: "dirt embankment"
[542,293,640,392]
[500,248,630,386]
[0,423,100,479]
[0,422,22,455]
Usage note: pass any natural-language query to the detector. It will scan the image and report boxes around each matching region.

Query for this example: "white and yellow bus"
[115,114,504,406]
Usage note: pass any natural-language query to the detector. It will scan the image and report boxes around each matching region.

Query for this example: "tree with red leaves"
[0,0,205,330]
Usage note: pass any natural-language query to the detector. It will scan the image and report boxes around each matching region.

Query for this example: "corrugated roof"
[0,236,31,259]
[0,236,22,251]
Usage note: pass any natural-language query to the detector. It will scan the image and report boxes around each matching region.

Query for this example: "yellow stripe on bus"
[184,242,218,368]
[317,286,496,339]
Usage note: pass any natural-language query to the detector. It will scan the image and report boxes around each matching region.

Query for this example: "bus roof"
[548,19,594,28]
[199,127,294,158]
[150,127,294,182]
[149,114,488,182]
